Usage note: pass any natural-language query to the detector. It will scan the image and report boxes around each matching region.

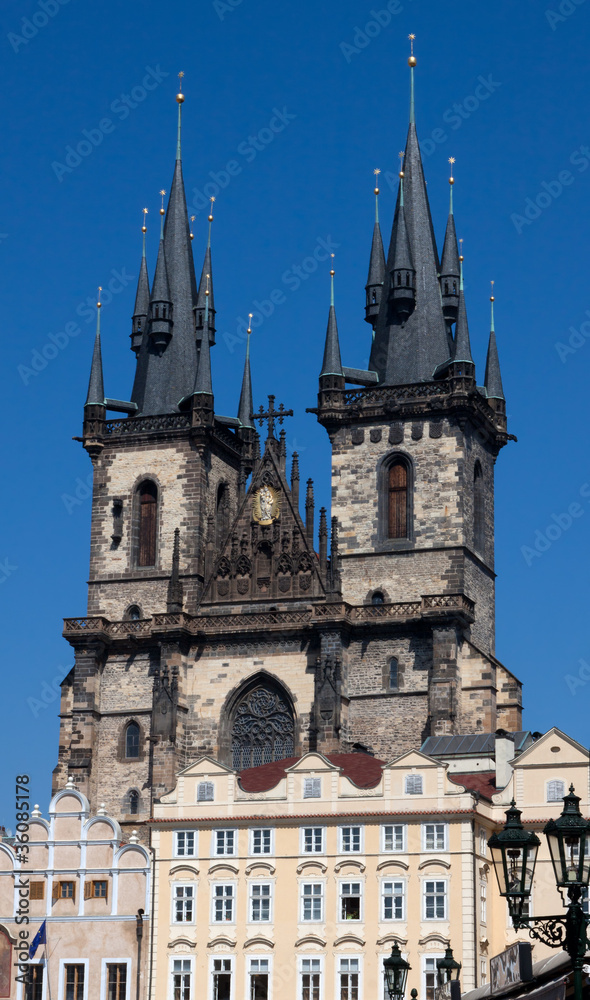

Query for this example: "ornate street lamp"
[489,786,590,1000]
[436,946,462,986]
[383,943,411,1000]
[488,801,540,920]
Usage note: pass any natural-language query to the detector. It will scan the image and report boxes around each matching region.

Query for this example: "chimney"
[495,729,515,789]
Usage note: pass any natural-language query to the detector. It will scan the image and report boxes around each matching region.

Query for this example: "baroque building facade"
[54,58,522,832]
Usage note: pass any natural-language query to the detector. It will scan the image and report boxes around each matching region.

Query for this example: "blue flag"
[29,921,46,959]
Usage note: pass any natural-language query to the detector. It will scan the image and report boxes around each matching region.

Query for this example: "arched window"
[231,683,295,771]
[216,483,230,548]
[138,480,157,567]
[389,658,399,690]
[372,591,384,606]
[474,462,484,554]
[0,927,11,996]
[388,461,408,539]
[126,605,141,621]
[125,722,140,759]
[129,790,139,815]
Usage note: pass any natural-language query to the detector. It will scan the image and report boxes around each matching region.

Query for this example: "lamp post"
[436,946,461,987]
[383,944,412,1000]
[488,786,590,1000]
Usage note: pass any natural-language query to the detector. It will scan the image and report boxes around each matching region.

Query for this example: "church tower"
[56,60,522,833]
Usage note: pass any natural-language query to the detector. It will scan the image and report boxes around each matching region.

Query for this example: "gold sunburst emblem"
[252,485,281,525]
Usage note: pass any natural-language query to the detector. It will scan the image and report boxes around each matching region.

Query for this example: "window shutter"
[138,482,157,566]
[71,882,76,904]
[52,882,59,901]
[30,881,44,900]
[388,462,408,539]
[104,881,109,903]
[84,881,91,899]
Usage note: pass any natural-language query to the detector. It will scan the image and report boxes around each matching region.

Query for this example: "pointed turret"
[369,40,449,385]
[131,209,151,354]
[390,168,415,320]
[320,260,344,385]
[195,198,216,345]
[148,211,173,355]
[135,78,199,415]
[166,527,184,612]
[439,160,460,326]
[237,322,254,428]
[193,307,213,397]
[485,287,505,402]
[86,291,105,406]
[365,171,386,326]
[452,255,474,368]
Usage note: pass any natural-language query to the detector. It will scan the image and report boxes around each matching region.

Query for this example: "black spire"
[485,293,505,400]
[166,528,184,612]
[85,296,105,406]
[320,265,343,378]
[365,173,386,326]
[131,211,151,355]
[389,174,415,320]
[452,262,473,365]
[195,199,216,345]
[135,85,199,415]
[439,164,460,326]
[369,51,449,385]
[193,304,213,397]
[237,327,254,428]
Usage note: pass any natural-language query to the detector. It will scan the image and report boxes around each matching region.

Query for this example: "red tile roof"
[238,753,386,793]
[449,771,497,801]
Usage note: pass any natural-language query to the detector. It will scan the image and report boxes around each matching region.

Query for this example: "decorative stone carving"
[411,422,423,440]
[389,424,404,445]
[429,422,443,438]
[351,428,365,445]
[370,428,382,443]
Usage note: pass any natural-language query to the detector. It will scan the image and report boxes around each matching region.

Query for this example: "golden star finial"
[330,252,335,277]
[189,215,195,240]
[142,207,148,234]
[97,285,102,308]
[459,237,464,262]
[408,34,416,67]
[176,72,185,104]
[160,190,166,216]
[247,312,253,335]
[490,279,495,302]
[399,151,405,179]
[374,168,381,195]
[449,157,455,184]
[208,196,215,223]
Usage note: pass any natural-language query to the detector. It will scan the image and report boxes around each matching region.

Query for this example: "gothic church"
[55,59,522,831]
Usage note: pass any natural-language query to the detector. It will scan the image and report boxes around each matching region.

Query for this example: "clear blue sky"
[1,0,589,819]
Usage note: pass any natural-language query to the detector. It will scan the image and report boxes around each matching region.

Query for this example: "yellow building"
[149,729,589,1000]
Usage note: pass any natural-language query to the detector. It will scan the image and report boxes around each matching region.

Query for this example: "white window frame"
[422,878,448,920]
[171,882,196,925]
[299,957,323,1000]
[339,825,363,854]
[170,957,194,1000]
[212,829,238,857]
[336,955,362,1000]
[405,774,423,795]
[23,960,47,1000]
[300,881,325,923]
[422,822,448,852]
[479,826,487,857]
[380,877,406,921]
[100,959,132,1000]
[57,958,90,1000]
[547,779,566,803]
[174,830,197,858]
[304,777,322,799]
[381,823,406,853]
[248,881,273,923]
[480,959,487,986]
[211,881,237,924]
[208,956,234,1000]
[249,828,274,856]
[422,954,445,1000]
[300,826,326,855]
[247,957,273,1000]
[480,881,487,925]
[338,879,363,923]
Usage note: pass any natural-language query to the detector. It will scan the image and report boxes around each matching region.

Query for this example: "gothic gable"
[202,442,325,605]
